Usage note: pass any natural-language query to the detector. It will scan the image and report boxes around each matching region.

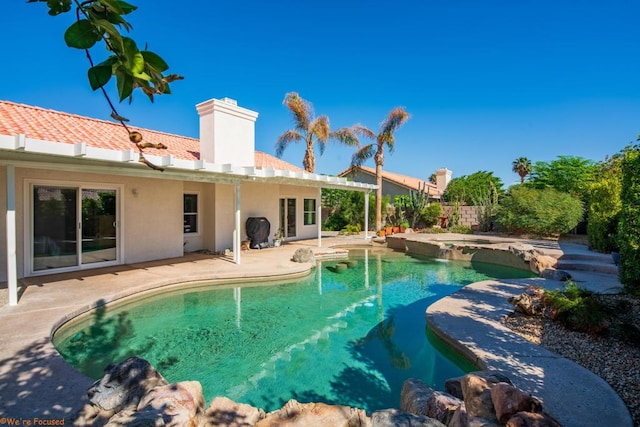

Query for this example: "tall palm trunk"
[303,142,315,172]
[376,161,383,231]
[375,150,384,231]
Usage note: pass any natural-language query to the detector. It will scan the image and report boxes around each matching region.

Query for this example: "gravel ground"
[504,293,640,427]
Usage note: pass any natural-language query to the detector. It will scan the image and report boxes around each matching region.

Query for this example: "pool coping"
[0,233,632,426]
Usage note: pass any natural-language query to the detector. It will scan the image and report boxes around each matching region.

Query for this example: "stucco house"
[339,165,451,201]
[0,97,375,305]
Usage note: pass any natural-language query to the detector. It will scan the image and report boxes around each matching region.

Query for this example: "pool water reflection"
[53,248,532,412]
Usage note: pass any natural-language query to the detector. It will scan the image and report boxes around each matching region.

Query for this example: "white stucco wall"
[0,167,185,280]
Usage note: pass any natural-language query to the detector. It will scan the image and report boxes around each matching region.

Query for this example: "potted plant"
[273,228,284,247]
[399,220,410,233]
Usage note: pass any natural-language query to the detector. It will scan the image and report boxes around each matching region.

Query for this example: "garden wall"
[442,205,480,228]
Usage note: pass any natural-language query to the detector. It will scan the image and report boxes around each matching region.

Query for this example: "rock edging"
[73,357,563,427]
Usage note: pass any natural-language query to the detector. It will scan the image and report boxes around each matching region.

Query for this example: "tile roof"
[0,100,301,172]
[340,165,442,195]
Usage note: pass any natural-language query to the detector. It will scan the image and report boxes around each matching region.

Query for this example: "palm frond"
[352,124,376,140]
[379,107,410,136]
[283,92,312,131]
[310,115,330,156]
[275,130,302,157]
[351,144,374,166]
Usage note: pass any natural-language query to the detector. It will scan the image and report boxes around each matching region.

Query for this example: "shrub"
[618,145,640,294]
[542,282,608,335]
[495,185,583,236]
[587,154,623,253]
[420,203,442,228]
[448,225,473,234]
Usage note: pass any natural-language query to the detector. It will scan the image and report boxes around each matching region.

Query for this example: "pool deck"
[0,233,632,426]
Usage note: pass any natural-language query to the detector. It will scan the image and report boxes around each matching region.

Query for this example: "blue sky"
[3,1,640,186]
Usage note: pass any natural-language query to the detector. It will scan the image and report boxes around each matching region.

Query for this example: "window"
[184,193,198,233]
[303,198,316,225]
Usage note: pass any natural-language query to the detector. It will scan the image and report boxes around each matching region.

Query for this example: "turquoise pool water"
[53,248,532,412]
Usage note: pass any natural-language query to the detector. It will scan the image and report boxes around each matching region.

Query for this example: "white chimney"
[195,97,259,166]
[435,168,452,193]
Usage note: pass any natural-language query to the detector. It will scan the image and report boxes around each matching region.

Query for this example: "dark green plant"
[443,171,503,205]
[448,224,472,234]
[420,203,442,228]
[472,181,499,232]
[495,185,583,236]
[618,144,640,294]
[587,155,623,253]
[407,182,430,228]
[321,190,377,231]
[542,282,608,335]
[528,156,595,201]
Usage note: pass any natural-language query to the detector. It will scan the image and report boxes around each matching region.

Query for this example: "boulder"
[508,293,543,316]
[400,378,435,416]
[87,357,168,413]
[136,381,205,426]
[461,374,497,421]
[447,371,513,399]
[205,396,266,426]
[508,245,539,263]
[292,248,314,263]
[371,409,445,427]
[447,403,467,427]
[529,255,558,274]
[255,399,370,427]
[467,417,502,426]
[425,391,461,425]
[505,411,562,427]
[490,383,533,423]
[539,268,572,281]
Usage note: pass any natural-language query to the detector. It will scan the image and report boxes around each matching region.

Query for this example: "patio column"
[234,184,241,264]
[6,165,17,306]
[317,187,322,248]
[364,190,370,240]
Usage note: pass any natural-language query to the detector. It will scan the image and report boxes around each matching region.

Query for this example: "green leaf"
[141,51,169,72]
[115,0,138,14]
[64,19,101,49]
[94,18,121,40]
[99,0,124,14]
[115,67,134,101]
[121,37,144,74]
[88,64,113,90]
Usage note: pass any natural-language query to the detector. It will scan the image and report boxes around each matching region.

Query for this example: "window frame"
[303,198,317,226]
[183,192,200,235]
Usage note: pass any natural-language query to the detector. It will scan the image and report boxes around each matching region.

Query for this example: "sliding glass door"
[32,184,119,272]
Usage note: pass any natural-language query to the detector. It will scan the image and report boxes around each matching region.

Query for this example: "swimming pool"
[53,248,532,412]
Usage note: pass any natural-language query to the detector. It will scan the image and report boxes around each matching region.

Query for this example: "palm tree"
[512,157,533,183]
[351,107,410,231]
[275,92,329,173]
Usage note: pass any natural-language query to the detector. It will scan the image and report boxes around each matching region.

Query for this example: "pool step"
[557,260,618,275]
[559,252,615,264]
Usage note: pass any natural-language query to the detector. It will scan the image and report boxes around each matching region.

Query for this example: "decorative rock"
[490,382,533,423]
[467,417,502,426]
[508,293,543,316]
[539,268,572,281]
[448,403,467,427]
[371,409,445,427]
[505,411,562,427]
[529,255,558,274]
[87,357,168,413]
[104,408,162,426]
[447,371,513,399]
[426,391,461,425]
[444,376,464,399]
[508,245,539,263]
[461,374,497,421]
[400,378,435,416]
[136,381,205,426]
[205,396,266,426]
[292,247,314,263]
[255,399,370,427]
